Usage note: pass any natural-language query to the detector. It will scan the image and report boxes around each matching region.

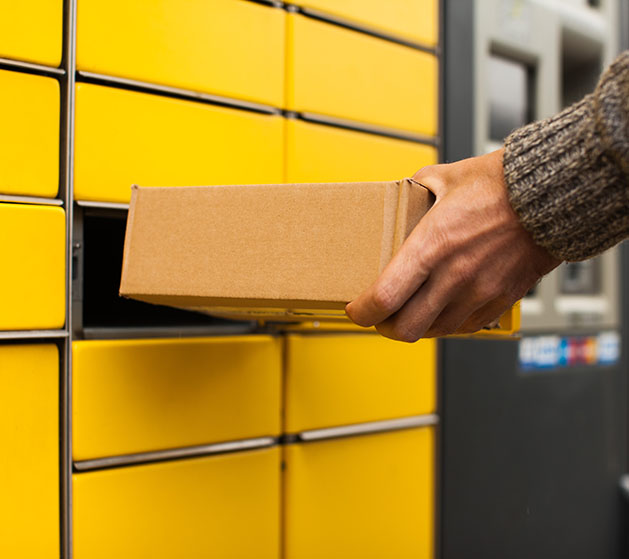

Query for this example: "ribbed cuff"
[504,91,629,261]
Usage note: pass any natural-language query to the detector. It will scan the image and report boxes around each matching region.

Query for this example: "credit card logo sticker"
[519,331,620,371]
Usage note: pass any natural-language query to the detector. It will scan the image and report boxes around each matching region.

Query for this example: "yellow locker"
[0,344,59,558]
[77,0,285,107]
[285,334,436,433]
[285,118,438,183]
[73,447,281,559]
[74,83,284,203]
[294,0,438,46]
[73,336,282,460]
[0,69,59,198]
[284,428,435,559]
[0,204,65,330]
[0,0,63,66]
[286,13,438,136]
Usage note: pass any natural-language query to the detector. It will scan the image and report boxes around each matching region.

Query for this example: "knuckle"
[412,164,437,183]
[430,319,459,338]
[413,165,445,192]
[382,321,421,343]
[396,327,422,343]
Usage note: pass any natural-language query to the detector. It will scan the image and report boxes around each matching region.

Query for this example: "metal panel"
[77,0,285,107]
[73,448,281,559]
[284,428,435,559]
[441,2,626,557]
[286,12,439,136]
[72,336,282,460]
[73,83,284,203]
[0,344,60,558]
[284,334,436,432]
[291,0,439,48]
[0,203,66,330]
[0,0,63,67]
[440,337,625,559]
[285,118,437,183]
[0,69,60,198]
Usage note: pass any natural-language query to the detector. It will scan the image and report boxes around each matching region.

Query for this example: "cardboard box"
[120,179,433,321]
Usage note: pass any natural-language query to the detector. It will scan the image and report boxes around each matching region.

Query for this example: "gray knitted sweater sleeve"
[503,50,629,262]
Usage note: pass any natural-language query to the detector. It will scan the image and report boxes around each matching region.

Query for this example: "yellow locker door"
[77,0,285,107]
[0,344,59,558]
[73,336,282,460]
[74,83,284,203]
[285,118,437,183]
[285,334,436,433]
[73,448,281,559]
[0,204,65,330]
[286,13,438,135]
[0,0,63,66]
[284,428,435,558]
[293,0,438,46]
[0,69,60,198]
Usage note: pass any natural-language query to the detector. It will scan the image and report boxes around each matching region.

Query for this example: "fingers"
[345,221,432,327]
[345,164,453,329]
[454,295,518,335]
[346,149,546,342]
[423,298,486,338]
[373,275,449,342]
[413,164,449,199]
[367,259,518,341]
[377,288,512,342]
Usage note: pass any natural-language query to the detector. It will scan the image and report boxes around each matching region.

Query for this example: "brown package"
[120,179,433,321]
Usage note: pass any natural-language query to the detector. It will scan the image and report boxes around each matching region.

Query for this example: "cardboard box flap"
[120,180,434,314]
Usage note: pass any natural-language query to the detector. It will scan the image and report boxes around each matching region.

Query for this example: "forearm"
[503,51,629,261]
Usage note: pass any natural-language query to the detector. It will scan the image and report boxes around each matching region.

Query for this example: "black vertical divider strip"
[440,1,475,558]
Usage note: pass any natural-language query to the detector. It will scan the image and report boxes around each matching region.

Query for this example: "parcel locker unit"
[440,1,626,557]
[0,1,444,558]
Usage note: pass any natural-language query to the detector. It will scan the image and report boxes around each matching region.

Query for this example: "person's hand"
[345,149,562,341]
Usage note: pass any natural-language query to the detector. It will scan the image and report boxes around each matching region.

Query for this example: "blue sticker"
[519,331,620,372]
